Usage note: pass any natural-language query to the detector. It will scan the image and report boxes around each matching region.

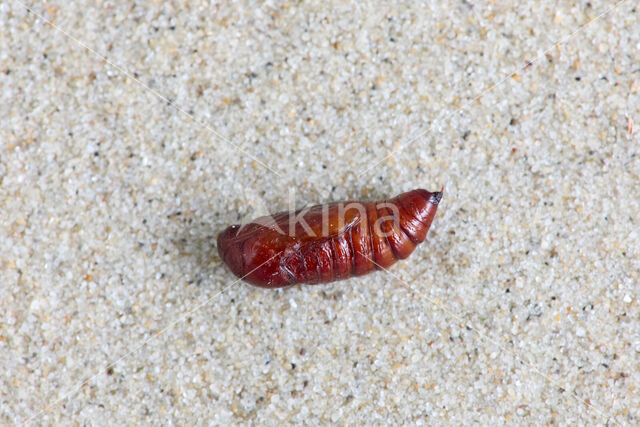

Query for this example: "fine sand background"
[2,0,639,424]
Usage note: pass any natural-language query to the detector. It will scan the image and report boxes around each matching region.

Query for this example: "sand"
[1,0,639,424]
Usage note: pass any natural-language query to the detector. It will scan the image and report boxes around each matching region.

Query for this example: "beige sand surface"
[1,1,639,424]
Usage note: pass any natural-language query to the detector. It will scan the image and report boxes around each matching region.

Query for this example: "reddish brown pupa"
[217,188,443,288]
